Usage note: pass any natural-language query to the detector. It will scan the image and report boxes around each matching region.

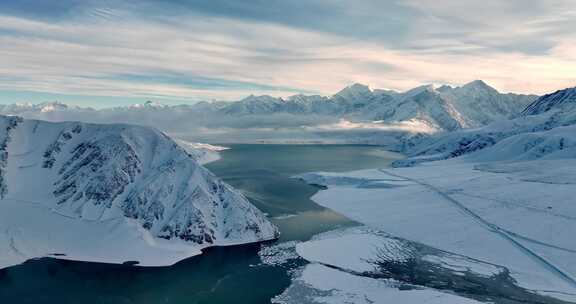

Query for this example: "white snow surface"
[0,115,277,269]
[299,161,576,300]
[398,86,576,165]
[522,87,576,115]
[296,226,505,278]
[174,139,228,164]
[273,263,482,304]
[296,227,413,273]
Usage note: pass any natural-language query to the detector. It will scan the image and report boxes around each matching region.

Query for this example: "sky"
[0,0,575,108]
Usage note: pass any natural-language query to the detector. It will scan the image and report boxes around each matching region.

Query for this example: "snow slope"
[0,115,277,269]
[396,85,576,166]
[523,87,576,115]
[174,140,228,165]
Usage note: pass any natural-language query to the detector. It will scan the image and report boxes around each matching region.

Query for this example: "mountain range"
[0,81,537,137]
[396,86,576,165]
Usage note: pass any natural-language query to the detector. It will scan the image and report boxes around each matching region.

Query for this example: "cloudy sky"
[0,0,575,107]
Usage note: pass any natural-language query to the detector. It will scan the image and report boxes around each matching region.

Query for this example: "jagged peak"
[286,94,326,102]
[239,94,279,103]
[522,86,576,115]
[403,84,437,97]
[334,83,372,98]
[460,80,498,93]
[436,84,454,92]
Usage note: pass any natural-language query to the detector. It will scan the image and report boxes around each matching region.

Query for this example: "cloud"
[401,0,576,54]
[308,119,438,134]
[0,0,574,107]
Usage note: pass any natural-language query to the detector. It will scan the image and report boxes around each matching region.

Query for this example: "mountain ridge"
[522,87,576,116]
[0,115,278,269]
[0,81,538,134]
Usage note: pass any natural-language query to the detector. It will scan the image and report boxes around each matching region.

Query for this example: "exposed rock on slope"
[522,87,576,115]
[0,115,277,269]
[395,86,576,166]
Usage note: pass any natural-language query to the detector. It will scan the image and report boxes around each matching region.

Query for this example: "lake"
[0,144,401,304]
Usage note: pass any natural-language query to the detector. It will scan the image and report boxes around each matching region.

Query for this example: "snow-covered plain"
[0,115,277,270]
[299,162,576,301]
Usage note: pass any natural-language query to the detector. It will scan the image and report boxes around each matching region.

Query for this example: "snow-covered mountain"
[522,87,576,115]
[395,85,576,166]
[362,81,534,129]
[0,115,277,269]
[215,81,535,131]
[0,101,82,114]
[0,81,536,143]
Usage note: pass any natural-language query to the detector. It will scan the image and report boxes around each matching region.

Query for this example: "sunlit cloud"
[0,0,574,107]
[306,119,438,134]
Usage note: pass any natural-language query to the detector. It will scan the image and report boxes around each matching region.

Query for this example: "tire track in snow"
[378,169,576,289]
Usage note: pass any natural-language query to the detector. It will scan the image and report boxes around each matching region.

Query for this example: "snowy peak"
[333,83,372,100]
[397,85,576,166]
[129,100,165,109]
[461,80,497,92]
[239,94,279,103]
[522,87,576,115]
[363,80,538,131]
[436,84,454,93]
[221,95,284,115]
[403,84,437,97]
[438,80,537,127]
[449,80,500,99]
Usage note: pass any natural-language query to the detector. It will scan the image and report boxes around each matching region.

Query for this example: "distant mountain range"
[216,80,537,130]
[0,80,537,135]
